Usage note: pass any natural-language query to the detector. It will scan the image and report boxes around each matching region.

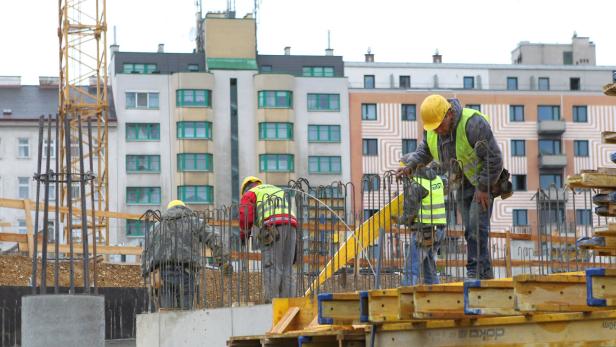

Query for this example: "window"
[539,139,562,155]
[257,91,293,108]
[176,89,211,107]
[361,103,377,120]
[17,138,29,158]
[18,177,29,199]
[363,174,380,192]
[513,209,528,226]
[540,174,562,189]
[126,123,160,141]
[466,104,481,111]
[363,75,375,89]
[399,75,410,89]
[401,104,416,121]
[259,122,293,140]
[509,105,524,122]
[178,185,214,204]
[362,139,378,156]
[187,64,200,72]
[537,105,560,121]
[126,187,161,205]
[302,66,334,77]
[307,93,340,111]
[512,175,527,191]
[308,125,340,142]
[18,219,27,234]
[575,209,592,226]
[42,139,55,159]
[363,209,379,219]
[511,140,526,156]
[260,65,273,73]
[125,92,159,109]
[572,106,587,122]
[463,76,474,89]
[259,154,294,172]
[177,153,213,172]
[126,220,155,237]
[308,156,342,174]
[538,77,550,91]
[563,51,573,65]
[122,63,158,74]
[126,155,160,173]
[507,77,518,90]
[402,139,417,154]
[574,140,589,157]
[48,185,56,201]
[177,121,212,139]
[570,77,580,91]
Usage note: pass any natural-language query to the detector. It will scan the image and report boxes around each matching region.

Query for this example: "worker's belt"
[258,225,280,246]
[412,225,437,247]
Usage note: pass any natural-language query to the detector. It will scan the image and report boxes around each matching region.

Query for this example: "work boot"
[479,269,494,280]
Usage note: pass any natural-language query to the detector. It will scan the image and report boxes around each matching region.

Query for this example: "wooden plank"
[602,131,616,144]
[0,197,142,220]
[567,172,616,189]
[364,288,408,323]
[413,283,465,319]
[271,297,317,333]
[513,273,600,312]
[318,292,361,325]
[269,307,300,335]
[0,232,28,242]
[464,279,517,316]
[37,242,142,256]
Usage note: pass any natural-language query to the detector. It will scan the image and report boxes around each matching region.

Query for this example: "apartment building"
[109,12,350,243]
[346,51,616,236]
[0,76,119,249]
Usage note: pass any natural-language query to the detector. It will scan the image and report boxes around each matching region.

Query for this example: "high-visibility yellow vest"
[426,108,489,187]
[249,184,295,227]
[412,176,446,225]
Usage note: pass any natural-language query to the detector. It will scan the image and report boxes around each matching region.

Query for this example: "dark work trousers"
[459,187,494,279]
[261,224,296,303]
[160,265,196,310]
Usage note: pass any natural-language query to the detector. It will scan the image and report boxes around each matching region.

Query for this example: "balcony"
[537,120,566,135]
[536,188,569,202]
[539,154,567,168]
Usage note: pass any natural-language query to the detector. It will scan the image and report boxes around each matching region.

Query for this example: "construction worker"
[142,200,223,310]
[397,95,506,280]
[239,176,297,303]
[399,163,447,286]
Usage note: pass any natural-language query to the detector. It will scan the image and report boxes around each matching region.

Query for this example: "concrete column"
[22,294,105,347]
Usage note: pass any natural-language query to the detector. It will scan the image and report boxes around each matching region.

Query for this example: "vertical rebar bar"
[87,118,98,294]
[78,115,90,292]
[31,115,45,294]
[64,115,75,293]
[41,115,53,294]
[54,114,60,294]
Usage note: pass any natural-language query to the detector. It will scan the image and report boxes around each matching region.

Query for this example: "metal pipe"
[87,118,98,294]
[41,115,53,294]
[77,115,90,292]
[31,115,45,294]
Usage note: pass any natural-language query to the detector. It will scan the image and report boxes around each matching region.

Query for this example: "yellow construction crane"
[58,0,109,243]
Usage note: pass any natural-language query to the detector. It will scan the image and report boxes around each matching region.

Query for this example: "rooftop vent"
[284,46,291,55]
[365,48,374,63]
[39,76,59,87]
[2,109,12,115]
[0,76,21,87]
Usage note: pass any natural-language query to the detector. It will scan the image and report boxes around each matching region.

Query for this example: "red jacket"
[239,190,297,240]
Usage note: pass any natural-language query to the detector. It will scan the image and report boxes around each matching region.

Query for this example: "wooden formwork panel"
[464,279,516,316]
[413,283,465,319]
[318,292,361,325]
[360,287,415,323]
[513,273,601,312]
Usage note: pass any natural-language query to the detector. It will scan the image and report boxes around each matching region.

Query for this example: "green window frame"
[126,92,159,109]
[302,66,335,77]
[177,153,213,172]
[308,125,341,142]
[258,91,293,108]
[126,155,160,173]
[126,187,161,205]
[126,220,155,237]
[308,156,341,174]
[258,122,293,140]
[259,154,294,172]
[307,93,340,111]
[122,63,158,74]
[126,123,160,141]
[177,121,212,139]
[176,89,212,107]
[177,185,214,204]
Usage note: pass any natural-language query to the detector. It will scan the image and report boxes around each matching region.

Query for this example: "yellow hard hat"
[420,94,451,131]
[167,200,185,209]
[240,176,262,195]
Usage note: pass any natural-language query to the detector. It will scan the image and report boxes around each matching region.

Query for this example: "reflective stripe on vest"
[249,184,295,227]
[413,176,446,225]
[426,108,489,187]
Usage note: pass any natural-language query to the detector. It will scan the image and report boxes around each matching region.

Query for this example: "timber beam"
[413,283,465,319]
[464,279,516,316]
[586,268,616,307]
[513,272,600,312]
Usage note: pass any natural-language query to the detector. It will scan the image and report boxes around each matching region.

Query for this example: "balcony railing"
[539,154,567,168]
[537,120,566,134]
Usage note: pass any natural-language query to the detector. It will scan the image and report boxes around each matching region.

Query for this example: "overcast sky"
[2,0,615,84]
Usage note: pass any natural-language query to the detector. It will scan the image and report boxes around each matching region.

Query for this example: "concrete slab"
[137,305,272,347]
[22,294,105,347]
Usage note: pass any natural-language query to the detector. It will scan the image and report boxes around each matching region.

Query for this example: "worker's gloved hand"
[474,190,490,211]
[395,166,411,179]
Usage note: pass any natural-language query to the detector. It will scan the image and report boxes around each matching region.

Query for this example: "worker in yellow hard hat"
[239,176,297,303]
[167,199,185,210]
[397,94,509,280]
